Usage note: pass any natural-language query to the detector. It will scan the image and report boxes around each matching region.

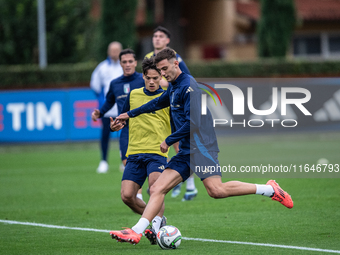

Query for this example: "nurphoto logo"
[199,83,312,128]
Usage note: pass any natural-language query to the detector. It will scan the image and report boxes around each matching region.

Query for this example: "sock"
[186,176,195,191]
[131,218,150,234]
[136,193,143,201]
[255,184,274,197]
[151,216,162,233]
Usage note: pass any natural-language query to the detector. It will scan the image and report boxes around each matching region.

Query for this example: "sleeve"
[90,64,102,96]
[128,88,170,117]
[164,88,191,146]
[99,81,116,117]
[110,93,130,132]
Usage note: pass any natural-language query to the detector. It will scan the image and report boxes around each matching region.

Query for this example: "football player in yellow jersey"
[109,58,170,245]
[144,26,191,90]
[145,26,198,201]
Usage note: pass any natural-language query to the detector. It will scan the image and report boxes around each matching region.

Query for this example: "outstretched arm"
[118,88,170,120]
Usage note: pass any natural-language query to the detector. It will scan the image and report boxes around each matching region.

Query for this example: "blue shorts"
[119,127,128,161]
[166,151,221,181]
[122,153,167,187]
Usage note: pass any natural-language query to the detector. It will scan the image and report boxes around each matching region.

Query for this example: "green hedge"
[1,59,340,89]
[187,59,340,78]
[0,62,97,89]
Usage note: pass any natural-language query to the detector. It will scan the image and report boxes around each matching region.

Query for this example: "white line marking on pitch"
[1,219,340,254]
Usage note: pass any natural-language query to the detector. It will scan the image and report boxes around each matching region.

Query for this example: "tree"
[97,0,138,59]
[0,0,93,65]
[257,0,296,58]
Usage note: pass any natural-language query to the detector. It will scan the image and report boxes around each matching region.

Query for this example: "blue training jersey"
[128,72,219,155]
[99,72,144,117]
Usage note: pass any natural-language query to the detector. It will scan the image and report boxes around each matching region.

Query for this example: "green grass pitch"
[0,131,340,254]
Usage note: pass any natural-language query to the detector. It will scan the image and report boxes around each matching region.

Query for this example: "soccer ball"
[156,225,182,249]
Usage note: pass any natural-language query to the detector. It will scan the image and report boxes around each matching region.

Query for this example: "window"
[293,33,340,58]
[293,36,321,56]
[329,35,340,53]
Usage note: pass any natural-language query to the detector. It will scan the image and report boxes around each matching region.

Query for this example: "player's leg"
[120,155,147,214]
[143,154,168,244]
[202,177,293,208]
[194,151,293,207]
[144,170,164,245]
[120,128,143,201]
[121,180,146,214]
[203,176,256,198]
[170,142,182,198]
[131,169,182,234]
[110,169,182,244]
[110,154,191,244]
[143,169,182,222]
[194,151,256,197]
[148,171,165,219]
[97,117,110,173]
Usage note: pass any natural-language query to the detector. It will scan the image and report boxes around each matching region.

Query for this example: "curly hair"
[142,57,161,75]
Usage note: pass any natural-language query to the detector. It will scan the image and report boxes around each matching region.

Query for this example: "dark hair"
[154,47,176,65]
[153,26,171,39]
[119,48,136,61]
[142,57,161,75]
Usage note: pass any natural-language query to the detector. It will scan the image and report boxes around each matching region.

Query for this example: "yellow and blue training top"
[121,87,171,158]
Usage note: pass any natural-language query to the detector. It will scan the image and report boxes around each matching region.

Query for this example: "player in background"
[145,26,197,201]
[109,57,170,245]
[90,41,123,173]
[92,48,145,201]
[109,48,294,245]
[145,26,191,89]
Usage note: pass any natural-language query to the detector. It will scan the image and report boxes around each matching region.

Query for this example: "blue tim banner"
[0,88,119,142]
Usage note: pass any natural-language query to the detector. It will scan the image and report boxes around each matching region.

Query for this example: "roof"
[236,0,340,21]
[236,0,259,20]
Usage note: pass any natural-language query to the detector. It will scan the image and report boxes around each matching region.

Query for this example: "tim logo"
[198,82,222,115]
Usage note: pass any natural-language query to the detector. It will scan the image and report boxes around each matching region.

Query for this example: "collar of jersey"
[122,72,139,81]
[171,72,185,88]
[143,86,164,96]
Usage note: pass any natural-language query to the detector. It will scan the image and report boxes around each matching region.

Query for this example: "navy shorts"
[119,127,128,161]
[166,151,221,181]
[122,153,167,187]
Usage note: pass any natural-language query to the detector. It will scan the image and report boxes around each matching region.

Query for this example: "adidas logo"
[314,89,340,122]
[158,165,165,170]
[186,87,194,93]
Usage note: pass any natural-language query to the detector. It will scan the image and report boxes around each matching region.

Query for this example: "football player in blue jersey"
[109,57,170,245]
[91,48,145,201]
[109,48,294,245]
[145,26,197,201]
